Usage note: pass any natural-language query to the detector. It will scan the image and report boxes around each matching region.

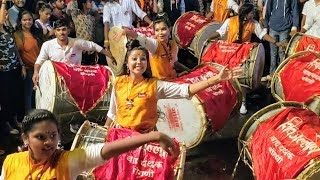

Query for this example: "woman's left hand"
[21,66,27,79]
[217,66,243,82]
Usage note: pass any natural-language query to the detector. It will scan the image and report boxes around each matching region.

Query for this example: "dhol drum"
[71,121,186,180]
[172,11,223,58]
[238,102,320,179]
[107,26,155,76]
[285,33,320,58]
[107,26,128,76]
[36,61,113,143]
[157,63,242,149]
[271,51,320,115]
[200,40,265,89]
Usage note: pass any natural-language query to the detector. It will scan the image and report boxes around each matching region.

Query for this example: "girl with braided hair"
[208,3,285,114]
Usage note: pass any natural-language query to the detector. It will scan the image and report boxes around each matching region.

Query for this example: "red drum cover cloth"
[295,35,320,53]
[176,13,211,48]
[53,62,110,114]
[129,27,155,38]
[201,41,255,68]
[279,52,320,102]
[173,65,238,130]
[250,107,320,180]
[93,128,179,180]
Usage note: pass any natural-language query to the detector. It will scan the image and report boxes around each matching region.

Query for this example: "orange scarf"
[227,16,255,43]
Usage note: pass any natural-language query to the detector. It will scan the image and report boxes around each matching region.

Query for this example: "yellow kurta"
[214,0,229,23]
[3,150,70,180]
[227,16,255,43]
[115,76,158,132]
[150,40,177,80]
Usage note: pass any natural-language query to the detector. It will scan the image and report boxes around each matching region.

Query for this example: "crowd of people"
[0,0,319,178]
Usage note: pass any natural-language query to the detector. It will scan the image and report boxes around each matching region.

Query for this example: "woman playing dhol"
[104,40,242,133]
[0,109,178,179]
[208,3,286,115]
[115,13,187,80]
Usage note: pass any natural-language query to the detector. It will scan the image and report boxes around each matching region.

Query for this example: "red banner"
[173,65,238,130]
[176,13,210,48]
[201,41,255,68]
[53,62,110,114]
[93,128,179,180]
[129,27,155,38]
[280,52,320,102]
[295,35,320,54]
[250,107,320,179]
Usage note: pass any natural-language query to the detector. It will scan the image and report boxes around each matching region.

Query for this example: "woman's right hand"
[157,132,179,158]
[32,72,39,90]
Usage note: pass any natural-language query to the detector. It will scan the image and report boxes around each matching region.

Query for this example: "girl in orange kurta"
[115,13,188,80]
[208,3,284,115]
[0,109,178,180]
[104,40,243,133]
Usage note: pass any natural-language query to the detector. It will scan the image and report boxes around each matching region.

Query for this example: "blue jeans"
[269,28,290,74]
[24,69,35,112]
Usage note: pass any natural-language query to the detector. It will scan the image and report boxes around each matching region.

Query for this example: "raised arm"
[0,0,6,29]
[188,66,242,96]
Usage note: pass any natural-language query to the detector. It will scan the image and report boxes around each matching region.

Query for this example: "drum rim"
[70,120,91,150]
[284,32,302,59]
[237,101,307,163]
[191,21,223,58]
[295,157,320,179]
[36,60,57,111]
[271,51,320,102]
[284,33,320,59]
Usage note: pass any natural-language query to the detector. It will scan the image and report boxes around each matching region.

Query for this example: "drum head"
[36,60,56,111]
[71,121,108,150]
[156,97,207,149]
[238,102,305,162]
[191,22,223,58]
[107,26,128,76]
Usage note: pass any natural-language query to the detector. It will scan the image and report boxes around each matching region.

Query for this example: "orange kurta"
[214,0,229,23]
[227,16,255,43]
[3,150,70,180]
[150,40,177,80]
[14,31,40,70]
[115,76,158,132]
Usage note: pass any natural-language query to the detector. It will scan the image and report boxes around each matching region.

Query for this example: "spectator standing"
[301,0,320,38]
[14,10,43,112]
[264,0,299,77]
[0,0,26,135]
[35,2,54,40]
[103,0,152,50]
[8,0,25,28]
